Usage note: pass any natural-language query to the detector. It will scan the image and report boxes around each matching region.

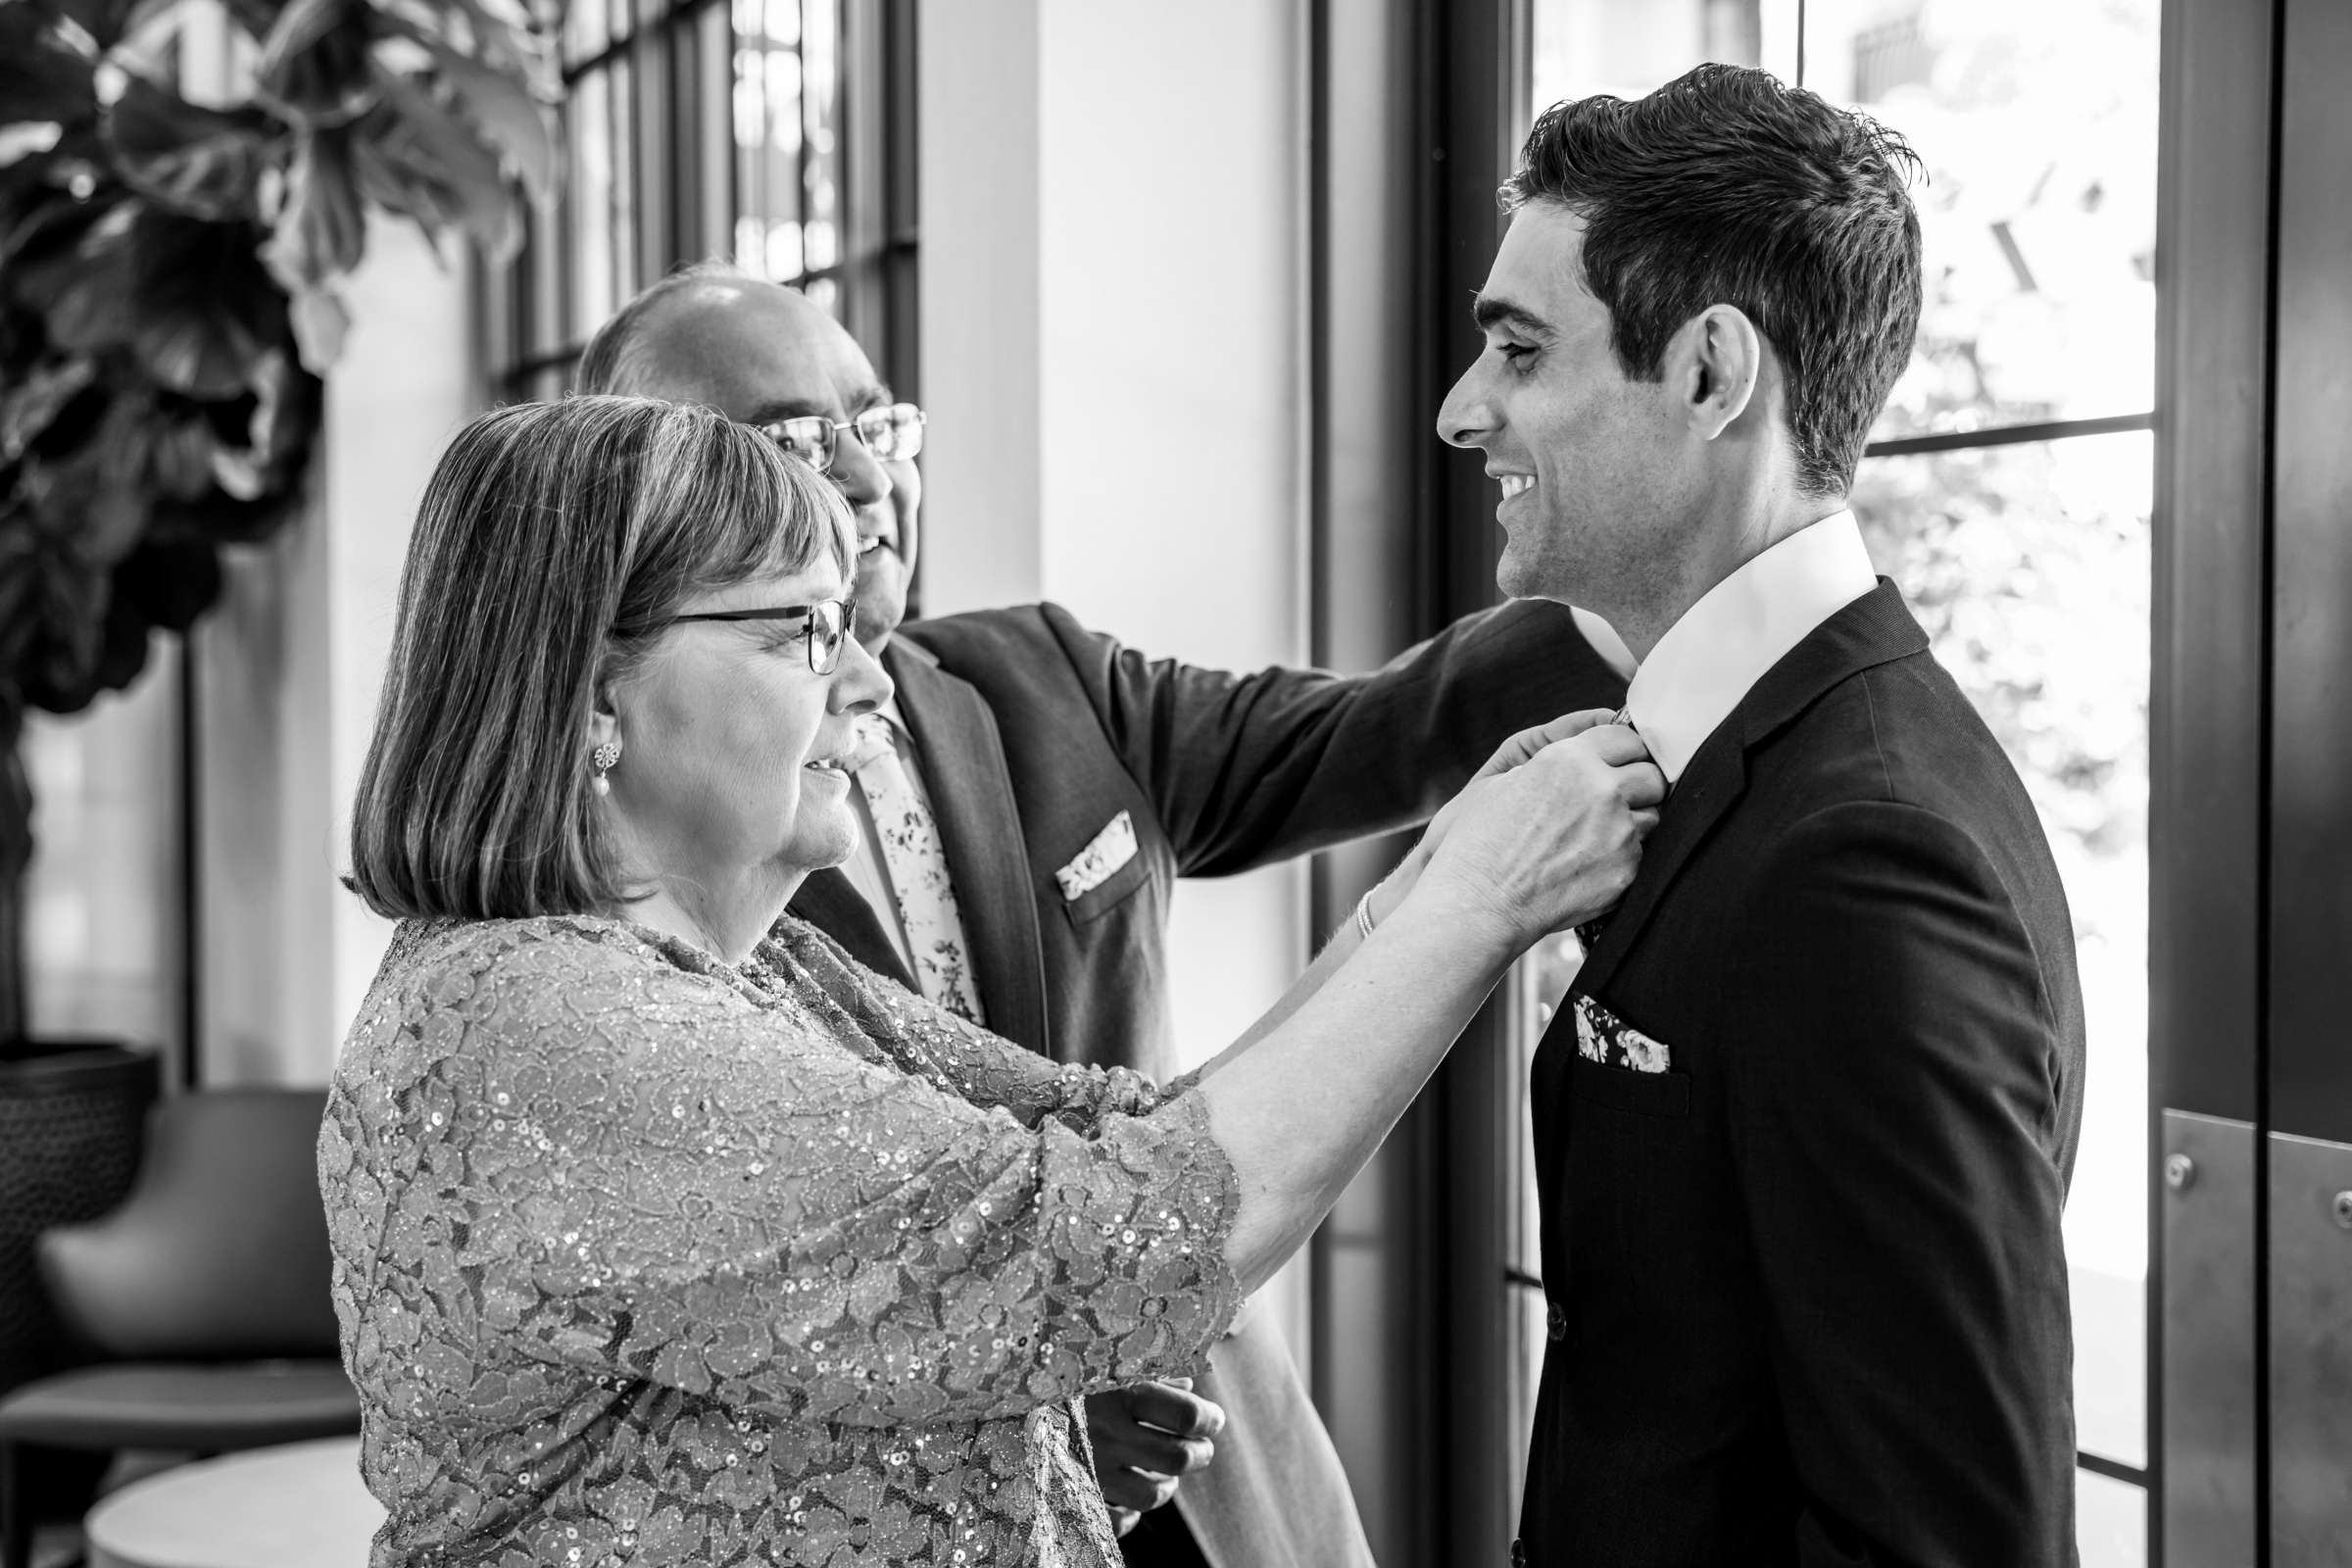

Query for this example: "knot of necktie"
[1573,706,1644,956]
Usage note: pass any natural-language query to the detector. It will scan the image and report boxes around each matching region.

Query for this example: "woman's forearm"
[1200,910,1363,1070]
[1200,853,1427,1069]
[1197,890,1516,1293]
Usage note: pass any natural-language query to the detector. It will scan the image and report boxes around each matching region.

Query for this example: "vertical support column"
[1420,0,1526,1561]
[2158,1111,2258,1563]
[195,220,474,1084]
[2150,0,2276,1559]
[912,0,1042,615]
[2268,0,2352,1559]
[1307,3,1435,1557]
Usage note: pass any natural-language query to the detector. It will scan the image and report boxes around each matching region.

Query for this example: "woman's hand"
[1410,723,1665,941]
[1366,710,1626,926]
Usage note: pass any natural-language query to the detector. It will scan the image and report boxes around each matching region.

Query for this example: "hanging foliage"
[0,0,558,1038]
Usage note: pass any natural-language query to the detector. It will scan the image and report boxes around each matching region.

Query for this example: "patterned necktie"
[848,712,989,1024]
[1574,705,1642,955]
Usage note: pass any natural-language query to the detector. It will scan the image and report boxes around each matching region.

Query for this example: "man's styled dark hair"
[1504,63,1923,497]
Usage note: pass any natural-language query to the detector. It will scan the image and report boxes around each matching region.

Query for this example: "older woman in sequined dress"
[320,395,1661,1567]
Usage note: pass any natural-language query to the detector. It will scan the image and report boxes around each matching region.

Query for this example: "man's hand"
[1085,1379,1226,1518]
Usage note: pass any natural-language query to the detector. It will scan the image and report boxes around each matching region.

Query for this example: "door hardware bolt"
[2164,1153,2196,1192]
[2332,1191,2352,1231]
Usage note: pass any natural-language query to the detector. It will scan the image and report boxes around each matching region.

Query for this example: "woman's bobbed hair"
[348,394,855,921]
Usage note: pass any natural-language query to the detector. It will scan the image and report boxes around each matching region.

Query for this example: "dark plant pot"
[0,1040,159,1396]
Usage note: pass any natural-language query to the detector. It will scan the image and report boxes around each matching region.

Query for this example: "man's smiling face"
[627,278,920,651]
[1436,202,1692,616]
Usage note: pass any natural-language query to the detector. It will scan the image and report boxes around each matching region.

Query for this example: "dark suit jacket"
[786,596,1624,1567]
[1521,582,2085,1568]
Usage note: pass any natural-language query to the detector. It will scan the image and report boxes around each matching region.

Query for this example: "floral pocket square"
[1054,810,1139,902]
[1574,996,1671,1074]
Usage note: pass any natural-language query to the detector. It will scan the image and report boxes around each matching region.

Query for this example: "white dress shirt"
[1623,512,1879,785]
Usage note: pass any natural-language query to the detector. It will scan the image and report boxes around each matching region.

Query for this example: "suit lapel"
[887,642,1054,1057]
[1566,730,1748,1002]
[1564,579,1933,1004]
[1532,580,1933,1249]
[788,868,916,990]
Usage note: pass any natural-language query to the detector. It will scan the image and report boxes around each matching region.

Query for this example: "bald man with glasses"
[574,263,1630,1568]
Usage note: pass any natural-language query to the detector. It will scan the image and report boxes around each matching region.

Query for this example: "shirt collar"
[1624,511,1878,784]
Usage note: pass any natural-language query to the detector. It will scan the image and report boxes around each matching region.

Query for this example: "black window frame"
[483,0,919,407]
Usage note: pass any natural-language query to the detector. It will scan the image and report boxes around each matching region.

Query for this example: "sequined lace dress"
[319,914,1244,1567]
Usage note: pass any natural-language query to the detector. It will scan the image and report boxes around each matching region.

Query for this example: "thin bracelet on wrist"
[1353,887,1381,942]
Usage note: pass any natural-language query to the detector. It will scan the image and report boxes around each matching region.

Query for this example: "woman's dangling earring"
[591,738,622,798]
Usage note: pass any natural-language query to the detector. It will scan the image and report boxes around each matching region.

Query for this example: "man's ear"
[1670,305,1762,442]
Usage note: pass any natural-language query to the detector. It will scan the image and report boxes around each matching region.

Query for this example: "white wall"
[914,0,1043,614]
[920,0,1312,1077]
[919,0,1315,1366]
[195,221,472,1083]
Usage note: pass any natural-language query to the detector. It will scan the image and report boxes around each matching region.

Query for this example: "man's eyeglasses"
[757,403,926,475]
[662,597,858,674]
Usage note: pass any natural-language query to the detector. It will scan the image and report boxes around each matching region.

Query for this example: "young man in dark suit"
[574,268,1630,1566]
[1435,66,2086,1566]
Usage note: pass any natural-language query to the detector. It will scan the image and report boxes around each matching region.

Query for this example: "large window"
[484,0,917,404]
[1512,4,2158,1561]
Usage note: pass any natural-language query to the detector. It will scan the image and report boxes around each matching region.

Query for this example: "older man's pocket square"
[1574,995,1671,1074]
[1054,810,1139,903]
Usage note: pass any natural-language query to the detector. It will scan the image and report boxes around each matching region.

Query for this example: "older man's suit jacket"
[1518,581,2085,1568]
[787,597,1624,1568]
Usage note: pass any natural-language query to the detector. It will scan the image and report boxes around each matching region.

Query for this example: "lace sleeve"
[756,922,1169,1135]
[330,920,1244,1432]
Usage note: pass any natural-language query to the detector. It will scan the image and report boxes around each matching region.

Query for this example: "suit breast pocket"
[1569,1054,1692,1119]
[1058,851,1151,925]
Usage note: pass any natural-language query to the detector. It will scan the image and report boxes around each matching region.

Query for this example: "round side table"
[85,1438,384,1568]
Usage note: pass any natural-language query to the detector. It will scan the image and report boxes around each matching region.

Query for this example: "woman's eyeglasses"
[756,403,926,475]
[662,597,858,674]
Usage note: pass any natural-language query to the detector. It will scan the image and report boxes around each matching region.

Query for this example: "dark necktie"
[1574,706,1642,954]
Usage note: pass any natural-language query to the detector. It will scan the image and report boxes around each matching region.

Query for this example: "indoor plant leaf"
[368,71,518,259]
[0,123,69,171]
[21,389,156,567]
[102,74,278,220]
[6,189,140,354]
[9,531,111,713]
[259,123,368,290]
[284,282,349,371]
[111,534,221,632]
[27,0,156,52]
[0,358,97,465]
[24,564,150,714]
[151,487,300,548]
[0,6,100,122]
[119,204,283,396]
[412,0,557,79]
[416,37,555,202]
[368,6,556,202]
[145,409,218,501]
[253,0,382,128]
[203,345,319,492]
